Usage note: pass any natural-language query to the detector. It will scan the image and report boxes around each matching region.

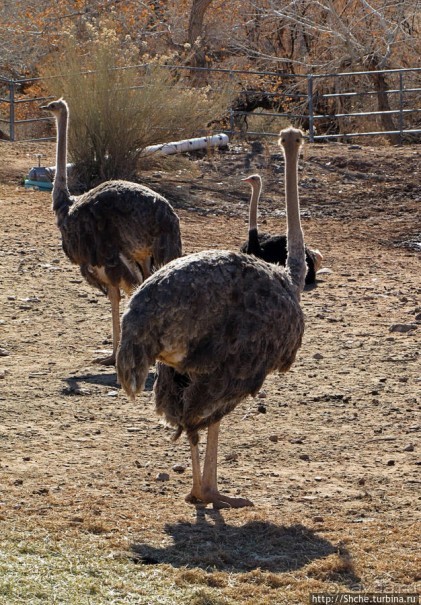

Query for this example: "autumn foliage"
[0,1,420,151]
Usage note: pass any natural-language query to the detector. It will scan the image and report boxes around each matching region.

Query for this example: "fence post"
[9,80,15,142]
[398,71,404,146]
[307,75,314,142]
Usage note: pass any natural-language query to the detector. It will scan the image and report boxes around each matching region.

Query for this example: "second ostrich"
[117,127,307,509]
[41,99,182,365]
[240,174,323,284]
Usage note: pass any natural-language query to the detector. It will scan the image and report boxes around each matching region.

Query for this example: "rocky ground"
[0,137,419,603]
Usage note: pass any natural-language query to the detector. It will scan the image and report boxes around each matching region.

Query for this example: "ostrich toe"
[206,491,254,509]
[93,353,116,366]
[185,489,253,509]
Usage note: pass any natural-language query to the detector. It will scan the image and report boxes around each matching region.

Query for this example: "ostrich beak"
[242,175,258,183]
[242,175,261,189]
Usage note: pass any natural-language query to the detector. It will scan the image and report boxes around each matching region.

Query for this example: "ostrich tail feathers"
[116,340,150,399]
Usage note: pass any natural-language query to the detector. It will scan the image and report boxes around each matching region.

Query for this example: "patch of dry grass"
[3,503,418,605]
[0,524,230,605]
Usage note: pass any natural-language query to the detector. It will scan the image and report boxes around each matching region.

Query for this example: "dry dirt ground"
[0,137,420,604]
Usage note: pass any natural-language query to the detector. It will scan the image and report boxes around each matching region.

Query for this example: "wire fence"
[0,65,420,144]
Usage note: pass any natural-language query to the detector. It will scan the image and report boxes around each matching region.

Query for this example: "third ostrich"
[240,174,322,284]
[117,127,306,509]
[41,99,182,365]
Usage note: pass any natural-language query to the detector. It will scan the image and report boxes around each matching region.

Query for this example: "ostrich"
[117,127,307,509]
[41,99,182,365]
[240,174,323,285]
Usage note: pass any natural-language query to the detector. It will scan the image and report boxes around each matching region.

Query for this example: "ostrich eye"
[296,138,300,142]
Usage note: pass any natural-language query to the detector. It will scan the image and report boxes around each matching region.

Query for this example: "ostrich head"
[40,98,68,115]
[242,174,262,198]
[242,174,261,187]
[278,127,304,154]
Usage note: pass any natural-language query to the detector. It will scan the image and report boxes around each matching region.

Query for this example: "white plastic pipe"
[27,134,229,188]
[141,133,229,156]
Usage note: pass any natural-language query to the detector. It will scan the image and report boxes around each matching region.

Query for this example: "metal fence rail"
[0,65,420,143]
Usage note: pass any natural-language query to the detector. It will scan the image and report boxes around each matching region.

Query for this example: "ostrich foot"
[208,492,254,510]
[93,353,116,366]
[185,492,208,508]
[185,489,253,509]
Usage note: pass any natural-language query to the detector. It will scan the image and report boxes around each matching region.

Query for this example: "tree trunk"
[369,71,400,145]
[187,0,213,70]
[188,0,212,46]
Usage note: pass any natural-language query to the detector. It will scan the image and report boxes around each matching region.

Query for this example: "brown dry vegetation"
[0,137,420,604]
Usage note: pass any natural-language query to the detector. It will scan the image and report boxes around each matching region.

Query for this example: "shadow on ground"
[62,370,156,394]
[130,508,360,584]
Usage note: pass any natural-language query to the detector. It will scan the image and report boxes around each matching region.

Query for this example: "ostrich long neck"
[248,181,260,232]
[52,105,71,227]
[284,147,306,297]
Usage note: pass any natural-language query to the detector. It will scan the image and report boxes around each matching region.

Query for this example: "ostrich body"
[240,174,322,285]
[117,127,306,509]
[41,99,182,365]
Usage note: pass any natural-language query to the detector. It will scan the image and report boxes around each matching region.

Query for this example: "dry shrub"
[245,108,291,138]
[41,22,235,188]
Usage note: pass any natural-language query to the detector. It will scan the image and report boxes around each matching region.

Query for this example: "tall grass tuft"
[41,24,234,188]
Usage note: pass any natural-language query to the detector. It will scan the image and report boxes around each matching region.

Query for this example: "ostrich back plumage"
[59,180,182,292]
[117,250,304,441]
[240,233,317,284]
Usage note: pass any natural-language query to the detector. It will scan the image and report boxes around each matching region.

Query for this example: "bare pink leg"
[139,257,152,280]
[94,286,120,366]
[201,422,254,509]
[185,440,203,504]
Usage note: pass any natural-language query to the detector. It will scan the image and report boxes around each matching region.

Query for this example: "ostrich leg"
[139,258,152,280]
[94,285,121,366]
[201,421,254,509]
[185,441,203,504]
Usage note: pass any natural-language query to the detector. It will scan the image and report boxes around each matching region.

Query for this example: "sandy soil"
[0,137,420,598]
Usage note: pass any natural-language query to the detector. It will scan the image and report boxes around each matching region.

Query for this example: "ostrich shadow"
[62,370,156,394]
[130,508,360,586]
